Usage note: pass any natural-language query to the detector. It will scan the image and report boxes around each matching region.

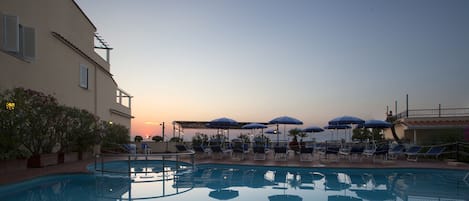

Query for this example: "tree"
[386,112,402,143]
[352,128,385,142]
[100,121,130,149]
[4,88,61,156]
[134,135,143,142]
[67,108,99,156]
[192,133,208,146]
[0,88,27,159]
[237,134,251,143]
[152,136,164,142]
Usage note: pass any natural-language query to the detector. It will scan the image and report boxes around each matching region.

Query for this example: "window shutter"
[2,15,19,52]
[80,64,88,89]
[20,26,35,61]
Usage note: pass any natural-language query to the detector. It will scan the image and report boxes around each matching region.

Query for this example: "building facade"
[384,109,469,145]
[0,0,132,128]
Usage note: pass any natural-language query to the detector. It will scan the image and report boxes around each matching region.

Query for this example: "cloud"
[144,121,160,125]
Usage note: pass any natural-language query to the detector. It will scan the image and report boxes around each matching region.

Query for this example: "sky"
[75,0,469,139]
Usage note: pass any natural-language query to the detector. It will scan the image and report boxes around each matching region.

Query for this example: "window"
[79,64,88,89]
[19,25,35,61]
[1,14,36,61]
[2,14,19,52]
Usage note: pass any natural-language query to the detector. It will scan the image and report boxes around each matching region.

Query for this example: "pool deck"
[1,152,468,186]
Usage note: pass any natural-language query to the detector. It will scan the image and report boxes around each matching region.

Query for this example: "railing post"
[101,154,104,175]
[128,155,131,177]
[439,104,441,117]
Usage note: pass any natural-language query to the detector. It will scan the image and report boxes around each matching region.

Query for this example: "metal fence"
[395,107,469,119]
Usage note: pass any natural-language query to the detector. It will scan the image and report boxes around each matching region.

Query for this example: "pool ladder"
[464,172,469,186]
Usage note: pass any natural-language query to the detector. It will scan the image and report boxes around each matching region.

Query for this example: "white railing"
[116,88,132,109]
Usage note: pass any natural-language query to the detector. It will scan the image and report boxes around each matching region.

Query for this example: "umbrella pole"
[283,125,286,143]
[276,124,279,146]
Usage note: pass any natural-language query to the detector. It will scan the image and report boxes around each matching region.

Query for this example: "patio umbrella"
[356,120,392,142]
[324,125,351,141]
[242,123,268,136]
[328,116,364,125]
[209,189,239,200]
[207,117,239,141]
[303,126,324,141]
[268,116,303,144]
[242,123,268,129]
[328,116,364,142]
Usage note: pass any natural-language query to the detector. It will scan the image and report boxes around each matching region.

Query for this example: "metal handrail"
[395,107,469,119]
[94,151,196,175]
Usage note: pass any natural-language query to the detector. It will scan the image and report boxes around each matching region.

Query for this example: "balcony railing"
[116,88,132,109]
[395,107,469,119]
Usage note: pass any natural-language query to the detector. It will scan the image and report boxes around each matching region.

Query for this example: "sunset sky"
[75,0,469,139]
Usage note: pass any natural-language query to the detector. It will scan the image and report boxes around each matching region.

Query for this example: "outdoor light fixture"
[109,121,113,125]
[6,102,15,110]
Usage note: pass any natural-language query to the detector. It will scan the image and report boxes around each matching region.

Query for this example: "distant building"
[0,0,132,128]
[384,108,469,145]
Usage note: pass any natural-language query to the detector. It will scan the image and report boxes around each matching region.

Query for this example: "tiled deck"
[1,152,468,186]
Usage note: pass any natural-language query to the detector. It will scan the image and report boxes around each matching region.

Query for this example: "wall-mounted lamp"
[6,102,15,110]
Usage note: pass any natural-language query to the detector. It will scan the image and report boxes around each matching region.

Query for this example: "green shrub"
[152,136,164,142]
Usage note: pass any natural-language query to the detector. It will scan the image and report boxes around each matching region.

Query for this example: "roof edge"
[72,0,97,30]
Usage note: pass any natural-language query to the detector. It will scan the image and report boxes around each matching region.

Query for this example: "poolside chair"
[273,146,289,161]
[299,146,314,162]
[339,143,365,161]
[405,145,422,162]
[387,144,405,160]
[420,146,446,161]
[231,139,249,160]
[175,144,193,153]
[210,145,232,159]
[141,143,151,154]
[193,144,211,158]
[253,145,269,160]
[338,143,352,160]
[362,143,389,162]
[321,143,340,161]
[122,144,137,155]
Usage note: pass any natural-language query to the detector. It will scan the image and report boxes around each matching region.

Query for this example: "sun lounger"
[321,143,340,161]
[409,146,445,161]
[210,145,232,159]
[141,143,151,154]
[405,145,422,161]
[274,146,289,161]
[339,144,365,161]
[387,144,405,160]
[122,144,137,155]
[422,146,445,160]
[193,144,211,158]
[253,145,269,160]
[231,140,249,160]
[362,143,389,162]
[175,144,194,153]
[299,146,314,161]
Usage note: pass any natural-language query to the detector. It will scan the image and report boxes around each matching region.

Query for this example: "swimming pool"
[1,160,468,201]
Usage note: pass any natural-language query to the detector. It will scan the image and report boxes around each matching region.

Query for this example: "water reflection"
[90,165,469,200]
[2,162,468,201]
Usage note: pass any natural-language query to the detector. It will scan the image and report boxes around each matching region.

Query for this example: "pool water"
[1,160,468,201]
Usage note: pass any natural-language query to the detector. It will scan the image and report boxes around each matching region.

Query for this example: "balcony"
[116,88,132,109]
